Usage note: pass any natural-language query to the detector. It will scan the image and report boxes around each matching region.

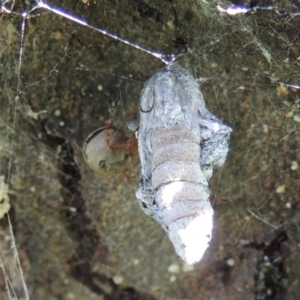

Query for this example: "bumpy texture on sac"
[136,64,232,264]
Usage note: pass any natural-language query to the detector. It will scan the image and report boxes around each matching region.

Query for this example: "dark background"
[0,0,300,299]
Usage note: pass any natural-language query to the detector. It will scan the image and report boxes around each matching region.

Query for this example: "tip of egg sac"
[167,211,213,264]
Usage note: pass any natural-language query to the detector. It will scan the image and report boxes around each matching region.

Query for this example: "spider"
[83,122,139,187]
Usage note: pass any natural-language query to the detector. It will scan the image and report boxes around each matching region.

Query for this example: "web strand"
[35,0,174,65]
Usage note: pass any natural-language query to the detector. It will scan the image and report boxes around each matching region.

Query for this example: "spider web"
[0,0,300,299]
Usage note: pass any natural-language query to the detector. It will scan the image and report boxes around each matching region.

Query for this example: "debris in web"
[217,2,300,17]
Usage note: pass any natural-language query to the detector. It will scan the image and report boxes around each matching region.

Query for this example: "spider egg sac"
[136,64,232,264]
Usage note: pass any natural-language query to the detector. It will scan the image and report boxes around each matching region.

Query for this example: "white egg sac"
[136,64,232,264]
